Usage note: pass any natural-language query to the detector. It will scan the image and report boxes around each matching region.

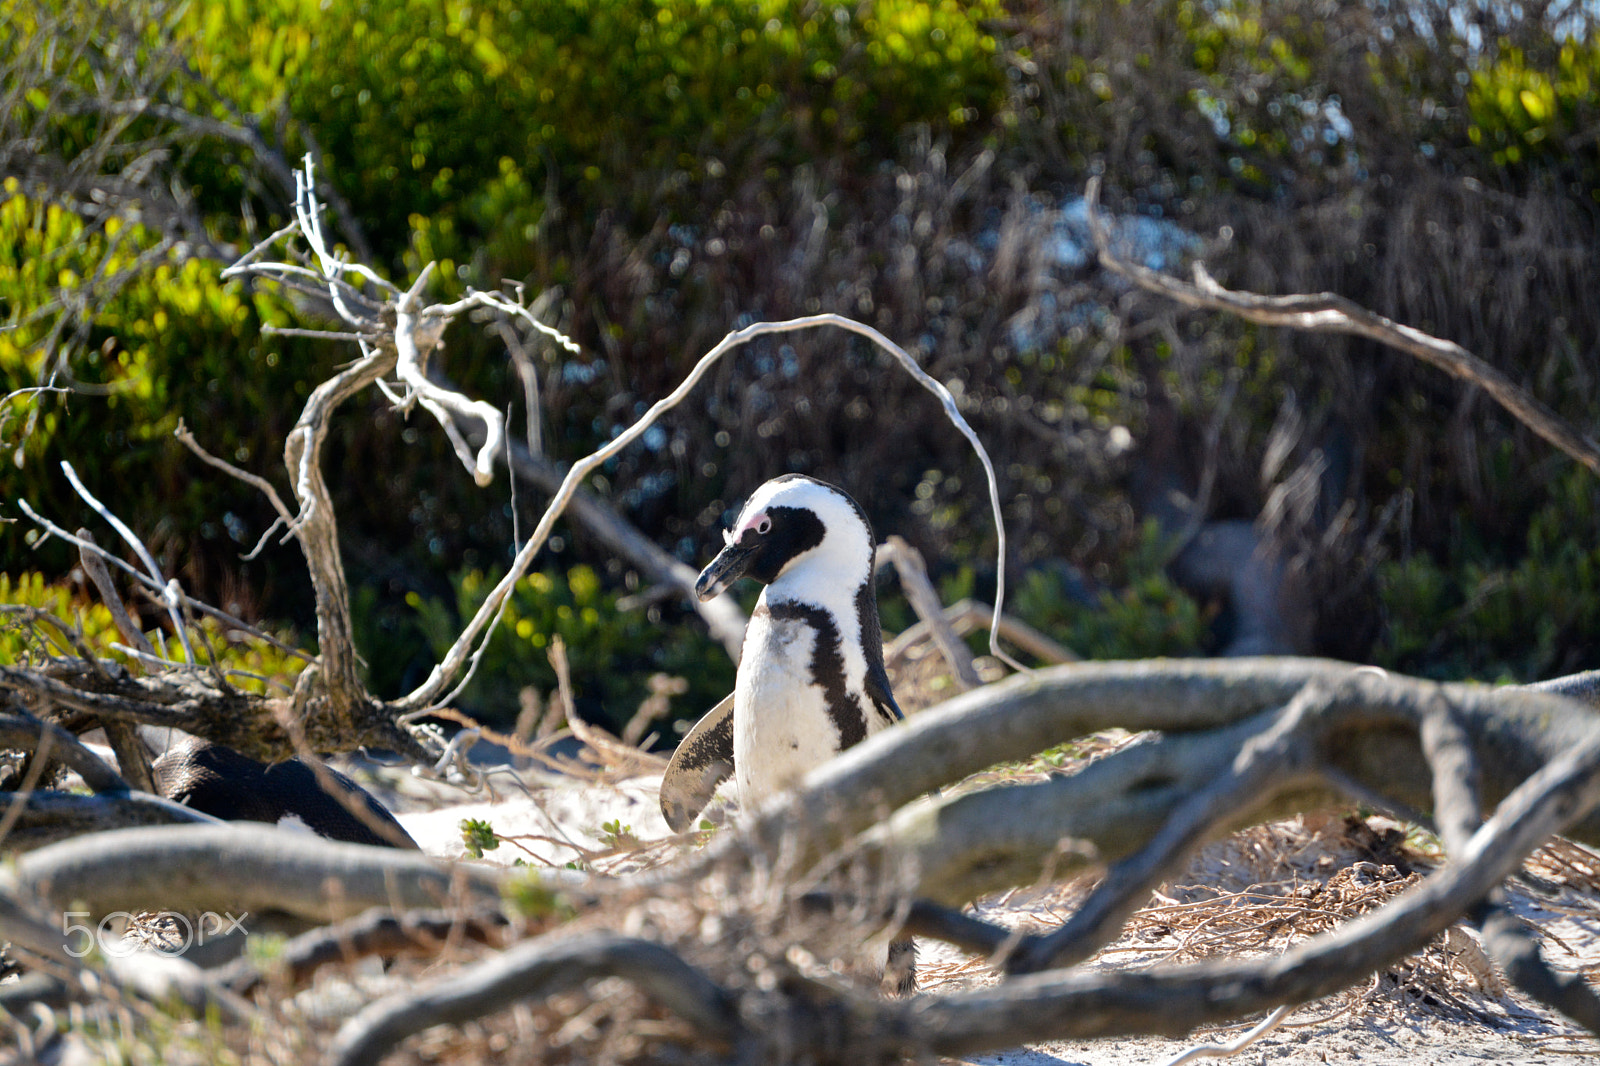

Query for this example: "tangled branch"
[306,662,1600,1064]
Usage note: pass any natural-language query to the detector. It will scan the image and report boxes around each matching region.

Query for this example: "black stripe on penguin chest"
[762,601,868,749]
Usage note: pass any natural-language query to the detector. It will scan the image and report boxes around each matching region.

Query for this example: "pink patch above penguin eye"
[732,510,771,543]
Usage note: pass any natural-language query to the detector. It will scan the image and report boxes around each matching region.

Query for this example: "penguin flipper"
[660,694,735,832]
[864,663,903,725]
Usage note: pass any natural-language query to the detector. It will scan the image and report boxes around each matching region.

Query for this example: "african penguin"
[662,474,914,992]
[153,737,419,849]
[663,474,901,826]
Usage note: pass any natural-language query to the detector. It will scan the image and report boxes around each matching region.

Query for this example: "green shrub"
[405,564,735,732]
[0,572,308,694]
[1377,465,1600,681]
[1466,39,1600,183]
[168,0,1006,277]
[1009,521,1207,661]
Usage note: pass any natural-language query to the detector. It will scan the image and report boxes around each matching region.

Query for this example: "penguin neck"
[762,544,872,625]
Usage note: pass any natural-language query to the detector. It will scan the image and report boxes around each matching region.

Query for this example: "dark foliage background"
[3,0,1598,730]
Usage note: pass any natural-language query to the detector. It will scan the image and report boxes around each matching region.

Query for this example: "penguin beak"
[695,539,758,601]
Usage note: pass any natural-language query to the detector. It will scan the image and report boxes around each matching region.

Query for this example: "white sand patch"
[397,774,676,869]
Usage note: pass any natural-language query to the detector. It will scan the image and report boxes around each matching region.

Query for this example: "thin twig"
[108,643,290,692]
[885,597,1077,666]
[0,723,56,850]
[0,605,106,672]
[496,318,544,458]
[260,325,374,342]
[78,530,161,792]
[15,501,314,662]
[174,420,294,524]
[879,536,981,690]
[1159,1006,1293,1066]
[75,529,153,656]
[58,460,195,663]
[326,931,746,1066]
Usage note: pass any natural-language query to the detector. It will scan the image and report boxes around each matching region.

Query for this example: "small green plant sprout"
[597,819,638,849]
[503,870,575,921]
[459,817,500,858]
[244,931,289,968]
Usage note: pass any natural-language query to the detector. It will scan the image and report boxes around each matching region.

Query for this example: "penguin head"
[695,474,874,600]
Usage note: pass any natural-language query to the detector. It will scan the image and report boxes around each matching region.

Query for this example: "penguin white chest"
[733,607,858,806]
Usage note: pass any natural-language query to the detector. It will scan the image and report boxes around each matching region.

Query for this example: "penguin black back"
[153,738,418,849]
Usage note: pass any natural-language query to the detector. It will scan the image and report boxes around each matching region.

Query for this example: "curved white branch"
[392,266,504,487]
[396,313,1015,713]
[434,289,581,354]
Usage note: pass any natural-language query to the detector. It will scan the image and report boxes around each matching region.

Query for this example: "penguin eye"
[754,517,771,535]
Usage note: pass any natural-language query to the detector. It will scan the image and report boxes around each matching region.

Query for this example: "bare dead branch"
[1419,690,1600,1030]
[15,501,312,663]
[496,317,544,457]
[392,268,508,486]
[75,529,153,656]
[885,598,1077,667]
[497,433,747,660]
[0,717,55,851]
[1530,669,1600,711]
[1419,698,1484,854]
[173,419,294,527]
[326,931,747,1066]
[1003,682,1330,974]
[217,906,508,994]
[279,338,395,714]
[1083,175,1600,478]
[260,325,374,342]
[391,274,583,491]
[798,890,1014,958]
[1160,1007,1292,1066]
[329,706,1600,1064]
[0,889,86,975]
[1477,905,1600,1034]
[7,824,516,924]
[0,712,128,794]
[0,790,226,853]
[1,664,199,732]
[74,533,160,792]
[878,536,981,690]
[59,460,194,663]
[397,311,1019,713]
[677,660,1600,910]
[908,721,1600,1055]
